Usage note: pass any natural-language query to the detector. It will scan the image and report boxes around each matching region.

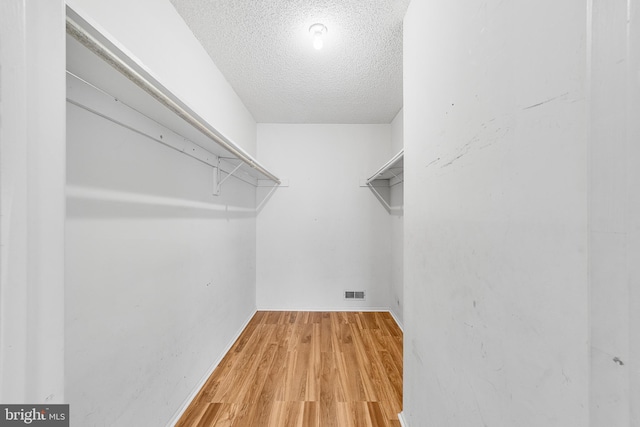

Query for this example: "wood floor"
[176,311,403,427]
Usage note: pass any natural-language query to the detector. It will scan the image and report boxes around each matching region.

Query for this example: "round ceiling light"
[309,23,327,50]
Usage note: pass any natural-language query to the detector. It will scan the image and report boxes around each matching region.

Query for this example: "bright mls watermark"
[0,405,68,426]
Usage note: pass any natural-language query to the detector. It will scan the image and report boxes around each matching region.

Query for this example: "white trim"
[0,0,66,402]
[398,411,409,427]
[255,307,391,313]
[388,309,404,332]
[254,307,404,330]
[258,179,289,187]
[165,308,257,427]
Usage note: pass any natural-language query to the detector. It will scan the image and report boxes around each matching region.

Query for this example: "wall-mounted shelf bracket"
[214,158,244,196]
[367,184,393,211]
[66,5,281,199]
[362,149,404,214]
[365,149,404,187]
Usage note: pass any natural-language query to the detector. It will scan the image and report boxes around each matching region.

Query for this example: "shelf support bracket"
[366,182,392,213]
[256,183,280,213]
[213,160,243,196]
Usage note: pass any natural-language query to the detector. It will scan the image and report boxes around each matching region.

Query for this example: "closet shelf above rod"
[65,5,280,185]
[365,149,404,186]
[362,149,404,214]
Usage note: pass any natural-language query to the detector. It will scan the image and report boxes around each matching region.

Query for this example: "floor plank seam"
[175,311,403,427]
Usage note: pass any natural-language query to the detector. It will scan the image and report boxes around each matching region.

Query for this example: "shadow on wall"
[66,186,259,220]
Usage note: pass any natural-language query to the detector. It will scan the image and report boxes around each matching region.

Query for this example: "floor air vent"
[344,291,366,300]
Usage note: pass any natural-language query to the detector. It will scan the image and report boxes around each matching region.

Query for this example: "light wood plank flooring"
[176,311,403,427]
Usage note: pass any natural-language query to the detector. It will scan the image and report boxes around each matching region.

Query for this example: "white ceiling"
[170,0,409,124]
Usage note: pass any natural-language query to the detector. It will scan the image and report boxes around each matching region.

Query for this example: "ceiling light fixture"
[309,23,327,50]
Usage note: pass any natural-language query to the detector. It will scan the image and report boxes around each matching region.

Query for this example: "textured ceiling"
[170,0,409,123]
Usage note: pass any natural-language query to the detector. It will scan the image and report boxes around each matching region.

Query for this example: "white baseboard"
[255,307,404,330]
[255,306,392,312]
[398,411,409,427]
[165,308,257,427]
[388,309,404,331]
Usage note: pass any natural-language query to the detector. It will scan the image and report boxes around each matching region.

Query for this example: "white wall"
[390,109,404,155]
[588,0,640,424]
[629,4,640,419]
[64,2,263,424]
[67,0,258,155]
[66,84,258,425]
[256,124,393,311]
[389,110,404,325]
[403,1,588,426]
[0,0,66,404]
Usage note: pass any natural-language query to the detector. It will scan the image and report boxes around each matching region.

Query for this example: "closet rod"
[66,12,280,185]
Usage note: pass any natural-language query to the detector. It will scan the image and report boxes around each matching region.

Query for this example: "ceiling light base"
[309,23,328,50]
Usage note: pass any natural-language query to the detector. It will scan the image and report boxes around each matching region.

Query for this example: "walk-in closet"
[1,0,638,426]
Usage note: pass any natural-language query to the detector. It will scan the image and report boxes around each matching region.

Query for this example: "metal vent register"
[344,291,366,300]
